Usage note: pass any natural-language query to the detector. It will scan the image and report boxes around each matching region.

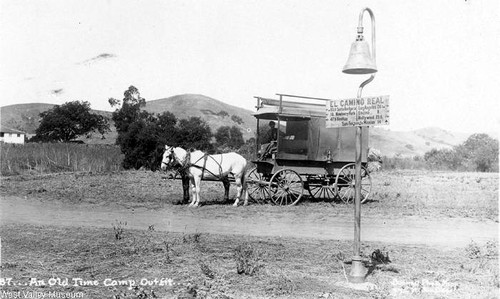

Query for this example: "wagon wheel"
[335,163,372,204]
[307,175,336,202]
[246,167,271,204]
[269,169,304,206]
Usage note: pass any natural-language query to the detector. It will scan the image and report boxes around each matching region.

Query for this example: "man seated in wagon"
[259,121,278,159]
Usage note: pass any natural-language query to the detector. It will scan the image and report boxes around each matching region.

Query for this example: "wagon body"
[252,94,368,173]
[247,94,372,205]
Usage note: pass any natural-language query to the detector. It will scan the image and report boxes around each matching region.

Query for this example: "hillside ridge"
[0,95,490,157]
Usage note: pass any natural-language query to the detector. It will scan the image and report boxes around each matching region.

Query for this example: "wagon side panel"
[318,119,369,163]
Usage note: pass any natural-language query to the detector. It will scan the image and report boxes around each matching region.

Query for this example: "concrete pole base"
[349,256,367,283]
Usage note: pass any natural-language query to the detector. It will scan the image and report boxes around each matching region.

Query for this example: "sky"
[0,0,499,134]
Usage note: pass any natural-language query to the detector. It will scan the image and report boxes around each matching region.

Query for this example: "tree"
[109,85,147,136]
[229,126,244,148]
[177,117,213,152]
[424,148,461,170]
[33,101,109,142]
[455,133,499,172]
[110,86,181,170]
[215,126,244,149]
[423,133,499,172]
[110,86,215,170]
[215,126,231,146]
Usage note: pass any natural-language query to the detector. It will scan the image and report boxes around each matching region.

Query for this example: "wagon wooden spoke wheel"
[335,163,372,204]
[307,175,336,202]
[246,167,271,204]
[269,169,304,206]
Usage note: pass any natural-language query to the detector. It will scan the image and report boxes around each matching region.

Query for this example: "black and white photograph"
[0,0,498,298]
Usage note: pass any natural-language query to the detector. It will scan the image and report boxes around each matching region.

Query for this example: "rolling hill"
[143,94,256,140]
[0,94,486,157]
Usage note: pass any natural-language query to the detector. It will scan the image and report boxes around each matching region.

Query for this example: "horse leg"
[181,174,190,204]
[240,168,249,206]
[192,176,202,207]
[242,179,249,206]
[233,176,242,207]
[188,177,196,207]
[222,176,230,202]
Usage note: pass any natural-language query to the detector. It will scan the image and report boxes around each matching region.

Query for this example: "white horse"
[161,145,248,207]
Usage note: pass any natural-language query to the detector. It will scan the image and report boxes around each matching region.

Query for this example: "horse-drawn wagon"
[246,93,372,206]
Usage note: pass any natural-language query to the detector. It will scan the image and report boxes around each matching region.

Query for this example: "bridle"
[161,147,177,169]
[162,147,190,171]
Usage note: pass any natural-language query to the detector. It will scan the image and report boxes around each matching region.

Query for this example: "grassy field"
[0,143,123,176]
[0,223,498,299]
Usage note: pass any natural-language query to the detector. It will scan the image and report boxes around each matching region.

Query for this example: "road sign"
[326,95,390,128]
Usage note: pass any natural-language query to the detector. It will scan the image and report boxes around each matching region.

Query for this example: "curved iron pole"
[350,7,376,284]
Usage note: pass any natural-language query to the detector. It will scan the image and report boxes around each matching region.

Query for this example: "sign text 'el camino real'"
[326,95,390,128]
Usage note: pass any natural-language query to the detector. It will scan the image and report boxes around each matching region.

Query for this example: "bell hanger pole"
[346,7,377,284]
[357,8,376,67]
[356,7,376,98]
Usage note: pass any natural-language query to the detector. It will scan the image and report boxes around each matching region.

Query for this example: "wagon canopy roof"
[253,97,326,120]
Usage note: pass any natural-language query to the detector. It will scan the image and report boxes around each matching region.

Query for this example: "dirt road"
[1,195,497,249]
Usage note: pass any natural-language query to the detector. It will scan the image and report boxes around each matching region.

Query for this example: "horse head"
[161,145,176,171]
[161,145,188,171]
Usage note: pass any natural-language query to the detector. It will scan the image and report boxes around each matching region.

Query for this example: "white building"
[0,126,26,144]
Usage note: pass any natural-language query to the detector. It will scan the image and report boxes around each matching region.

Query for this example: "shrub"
[234,243,263,275]
[231,115,244,125]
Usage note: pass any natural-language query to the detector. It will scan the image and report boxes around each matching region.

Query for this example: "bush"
[455,133,499,172]
[423,134,498,172]
[381,155,427,170]
[234,243,263,276]
[231,115,244,125]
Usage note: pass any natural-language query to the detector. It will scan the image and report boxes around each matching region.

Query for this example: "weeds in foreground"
[112,286,158,299]
[234,243,264,276]
[366,249,398,277]
[112,220,127,240]
[333,251,349,282]
[465,240,497,259]
[462,240,499,287]
[200,262,216,279]
[110,223,177,263]
[183,232,202,244]
[264,268,296,296]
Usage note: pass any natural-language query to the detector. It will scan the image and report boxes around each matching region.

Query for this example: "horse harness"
[168,148,226,181]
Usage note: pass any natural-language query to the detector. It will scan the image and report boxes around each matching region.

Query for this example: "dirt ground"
[0,194,497,249]
[0,170,498,298]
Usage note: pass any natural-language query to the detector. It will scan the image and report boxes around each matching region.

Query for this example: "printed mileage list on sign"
[326,95,390,128]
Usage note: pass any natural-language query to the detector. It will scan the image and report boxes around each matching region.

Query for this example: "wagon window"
[285,120,308,140]
[280,119,308,156]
